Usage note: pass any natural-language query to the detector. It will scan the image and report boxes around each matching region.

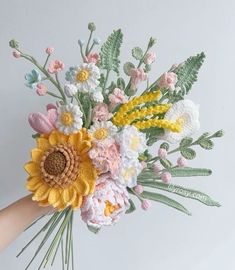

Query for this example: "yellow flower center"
[60,112,74,126]
[104,201,120,216]
[176,116,185,131]
[93,128,109,140]
[122,167,136,182]
[130,136,140,151]
[76,69,90,82]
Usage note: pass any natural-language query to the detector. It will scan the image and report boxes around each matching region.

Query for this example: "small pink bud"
[141,200,151,211]
[177,156,187,167]
[12,50,21,58]
[36,83,47,96]
[45,47,54,55]
[141,161,147,169]
[161,172,172,183]
[153,163,163,174]
[134,184,144,194]
[158,148,167,159]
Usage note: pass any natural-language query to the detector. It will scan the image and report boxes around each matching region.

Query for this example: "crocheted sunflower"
[24,128,97,211]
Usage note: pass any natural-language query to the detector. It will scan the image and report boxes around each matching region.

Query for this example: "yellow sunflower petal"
[38,200,50,207]
[73,179,90,196]
[26,176,43,191]
[48,188,60,205]
[67,187,77,205]
[49,131,68,146]
[31,148,43,163]
[24,161,40,176]
[33,184,51,201]
[62,188,71,204]
[78,141,92,154]
[36,137,50,151]
[71,194,83,209]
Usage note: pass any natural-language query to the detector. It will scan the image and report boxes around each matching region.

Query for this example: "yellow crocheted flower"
[24,128,97,211]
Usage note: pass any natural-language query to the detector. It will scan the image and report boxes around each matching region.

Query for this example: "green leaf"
[145,64,151,72]
[123,62,135,76]
[160,142,169,151]
[117,77,126,89]
[180,137,193,147]
[144,127,164,146]
[199,139,214,150]
[132,47,143,60]
[174,52,205,95]
[197,132,210,142]
[141,191,191,215]
[160,158,172,169]
[100,29,123,74]
[87,225,101,234]
[32,133,40,139]
[139,181,220,207]
[126,199,136,214]
[180,148,196,160]
[169,167,212,177]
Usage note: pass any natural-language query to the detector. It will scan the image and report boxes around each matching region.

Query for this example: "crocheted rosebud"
[153,163,163,174]
[134,184,144,194]
[177,156,187,167]
[88,22,96,31]
[9,39,19,49]
[161,172,172,183]
[141,200,151,210]
[12,50,21,58]
[158,148,167,159]
[45,47,54,55]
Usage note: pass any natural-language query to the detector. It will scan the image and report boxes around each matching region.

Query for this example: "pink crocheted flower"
[92,103,112,122]
[158,72,178,91]
[89,139,121,177]
[108,88,128,105]
[28,104,58,134]
[84,53,100,64]
[36,83,47,96]
[144,52,156,65]
[48,60,65,74]
[130,68,148,89]
[81,173,130,228]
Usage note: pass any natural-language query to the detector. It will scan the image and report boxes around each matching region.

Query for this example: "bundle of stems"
[17,208,74,270]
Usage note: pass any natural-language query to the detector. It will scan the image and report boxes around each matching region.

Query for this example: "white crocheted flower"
[116,158,143,188]
[56,104,83,135]
[162,100,200,143]
[116,125,147,159]
[89,121,117,142]
[65,63,100,92]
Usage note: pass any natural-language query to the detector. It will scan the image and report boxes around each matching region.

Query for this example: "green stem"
[103,69,110,92]
[47,91,64,100]
[38,209,73,269]
[75,93,86,125]
[85,30,93,56]
[43,54,50,69]
[78,44,86,62]
[87,42,95,55]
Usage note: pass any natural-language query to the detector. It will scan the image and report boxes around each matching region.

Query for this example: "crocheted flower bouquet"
[10,22,223,269]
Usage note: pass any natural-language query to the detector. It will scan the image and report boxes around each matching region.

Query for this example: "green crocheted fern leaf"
[100,29,123,74]
[175,52,205,95]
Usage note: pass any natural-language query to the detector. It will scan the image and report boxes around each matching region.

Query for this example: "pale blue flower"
[93,37,101,45]
[25,69,41,89]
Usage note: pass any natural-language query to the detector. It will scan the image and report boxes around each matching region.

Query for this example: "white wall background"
[0,0,234,269]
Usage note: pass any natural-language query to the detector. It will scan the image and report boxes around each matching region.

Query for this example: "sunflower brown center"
[44,151,67,175]
[40,144,80,188]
